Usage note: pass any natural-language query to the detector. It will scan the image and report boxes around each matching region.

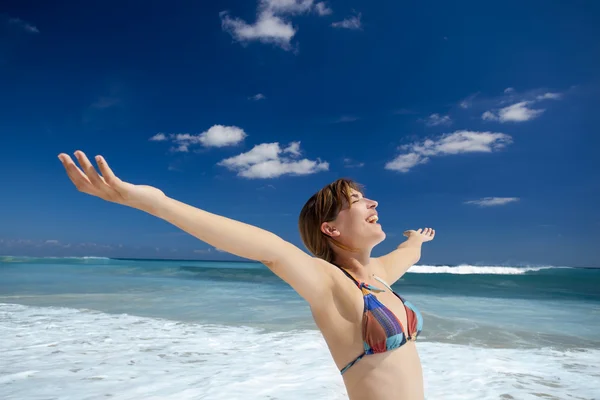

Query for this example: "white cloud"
[481,111,497,121]
[221,11,296,50]
[536,92,561,100]
[151,125,247,152]
[198,125,247,147]
[218,142,328,178]
[220,0,331,50]
[263,0,315,14]
[482,101,544,123]
[424,113,452,127]
[465,197,520,207]
[385,153,428,173]
[283,141,301,156]
[385,130,512,173]
[9,18,39,34]
[315,2,333,15]
[149,133,167,141]
[332,13,362,29]
[249,93,266,101]
[478,88,562,123]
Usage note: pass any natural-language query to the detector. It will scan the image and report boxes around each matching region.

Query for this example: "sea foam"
[1,303,598,400]
[408,264,558,274]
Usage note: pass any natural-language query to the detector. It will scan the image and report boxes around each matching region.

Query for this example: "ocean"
[1,256,599,400]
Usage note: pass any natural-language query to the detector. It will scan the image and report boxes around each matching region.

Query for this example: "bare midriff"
[342,343,424,400]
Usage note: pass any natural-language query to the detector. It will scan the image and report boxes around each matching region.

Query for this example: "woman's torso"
[311,260,425,400]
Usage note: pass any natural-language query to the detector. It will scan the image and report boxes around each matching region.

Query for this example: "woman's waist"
[342,344,424,400]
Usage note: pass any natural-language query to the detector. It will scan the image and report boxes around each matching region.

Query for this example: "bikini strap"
[336,266,385,293]
[373,274,394,292]
[336,266,361,288]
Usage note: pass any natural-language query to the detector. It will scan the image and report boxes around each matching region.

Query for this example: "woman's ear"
[320,222,340,238]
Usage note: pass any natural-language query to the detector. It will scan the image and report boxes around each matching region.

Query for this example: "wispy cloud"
[393,108,417,115]
[218,141,328,178]
[257,184,277,190]
[82,86,127,129]
[423,113,452,127]
[315,2,333,16]
[333,115,359,123]
[385,130,512,173]
[477,87,563,123]
[0,238,112,250]
[8,17,39,34]
[249,93,266,101]
[459,87,564,119]
[220,0,332,50]
[150,125,247,151]
[536,92,562,100]
[343,158,365,168]
[194,248,213,254]
[331,12,362,30]
[464,197,520,207]
[482,101,544,123]
[90,96,121,109]
[459,93,479,109]
[150,133,167,141]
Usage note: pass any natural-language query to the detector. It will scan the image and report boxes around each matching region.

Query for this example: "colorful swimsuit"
[337,268,424,375]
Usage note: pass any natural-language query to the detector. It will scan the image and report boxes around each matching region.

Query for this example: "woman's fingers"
[95,155,120,186]
[75,151,120,198]
[74,151,105,186]
[60,151,120,201]
[58,153,93,193]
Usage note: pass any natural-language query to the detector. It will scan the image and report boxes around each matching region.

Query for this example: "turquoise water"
[1,256,599,399]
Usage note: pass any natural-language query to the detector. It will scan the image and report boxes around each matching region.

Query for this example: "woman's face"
[322,189,386,251]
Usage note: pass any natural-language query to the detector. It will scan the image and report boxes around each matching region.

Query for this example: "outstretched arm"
[58,151,333,306]
[376,228,435,285]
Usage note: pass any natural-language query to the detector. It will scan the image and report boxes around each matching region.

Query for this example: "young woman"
[58,150,435,400]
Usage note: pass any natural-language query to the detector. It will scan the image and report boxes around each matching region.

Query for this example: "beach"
[1,256,599,399]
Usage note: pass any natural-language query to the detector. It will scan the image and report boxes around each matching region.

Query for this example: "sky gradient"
[1,0,599,267]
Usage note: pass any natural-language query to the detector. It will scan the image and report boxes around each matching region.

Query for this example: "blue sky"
[1,0,599,267]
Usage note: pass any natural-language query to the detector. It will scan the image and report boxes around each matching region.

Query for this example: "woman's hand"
[58,150,166,211]
[403,227,435,243]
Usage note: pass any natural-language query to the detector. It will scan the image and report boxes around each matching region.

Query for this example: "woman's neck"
[333,252,374,282]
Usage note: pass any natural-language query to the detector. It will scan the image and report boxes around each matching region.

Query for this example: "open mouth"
[366,215,379,224]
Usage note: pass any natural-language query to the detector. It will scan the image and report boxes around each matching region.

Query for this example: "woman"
[58,150,435,400]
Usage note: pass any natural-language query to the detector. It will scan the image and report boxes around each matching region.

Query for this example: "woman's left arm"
[375,228,435,284]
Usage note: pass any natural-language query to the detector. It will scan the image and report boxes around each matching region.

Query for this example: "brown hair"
[298,178,363,262]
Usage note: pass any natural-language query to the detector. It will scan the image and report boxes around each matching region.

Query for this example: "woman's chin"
[370,228,386,244]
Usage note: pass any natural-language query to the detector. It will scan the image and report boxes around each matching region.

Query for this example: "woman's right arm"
[58,151,333,306]
[148,195,333,305]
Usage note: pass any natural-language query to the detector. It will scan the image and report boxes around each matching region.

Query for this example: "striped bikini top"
[337,268,423,375]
